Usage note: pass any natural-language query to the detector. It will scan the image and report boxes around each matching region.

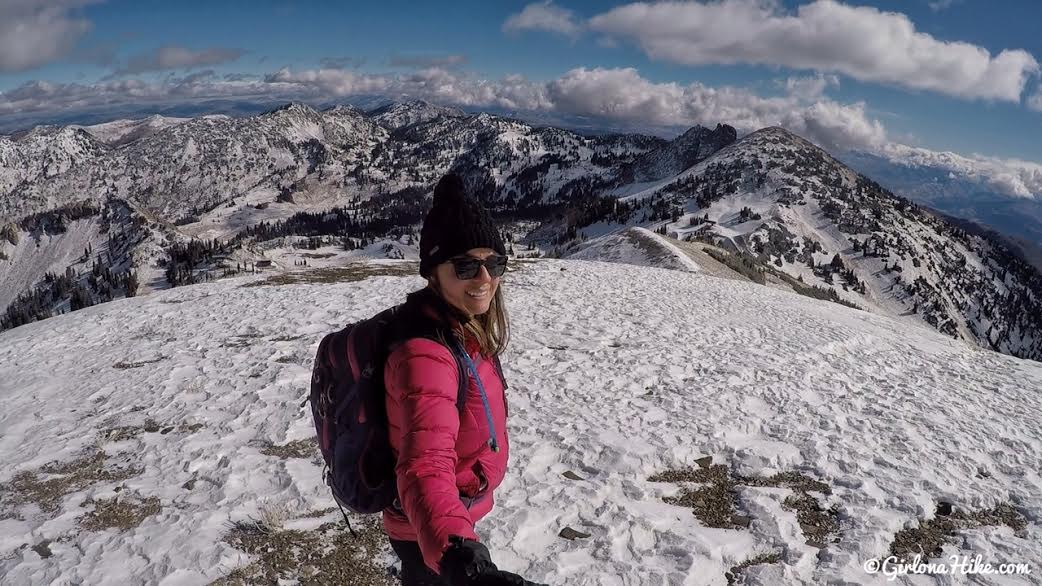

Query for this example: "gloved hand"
[439,537,549,586]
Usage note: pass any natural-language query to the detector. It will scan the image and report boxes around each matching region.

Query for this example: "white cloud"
[782,100,886,151]
[262,67,554,111]
[783,73,840,101]
[544,67,885,150]
[503,1,582,37]
[0,0,100,72]
[928,0,958,12]
[882,143,1042,199]
[263,67,392,96]
[588,0,1039,102]
[115,46,246,75]
[1027,88,1042,112]
[0,76,290,121]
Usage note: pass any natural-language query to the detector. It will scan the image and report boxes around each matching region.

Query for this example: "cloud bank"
[0,0,100,72]
[114,46,246,75]
[503,1,582,37]
[584,0,1038,102]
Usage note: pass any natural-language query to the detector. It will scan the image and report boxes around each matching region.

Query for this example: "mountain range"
[0,101,1038,361]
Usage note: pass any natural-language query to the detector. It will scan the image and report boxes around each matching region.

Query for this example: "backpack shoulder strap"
[492,353,508,390]
[386,304,469,414]
[450,344,468,413]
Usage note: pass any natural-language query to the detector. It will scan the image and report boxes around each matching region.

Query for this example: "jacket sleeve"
[385,338,479,573]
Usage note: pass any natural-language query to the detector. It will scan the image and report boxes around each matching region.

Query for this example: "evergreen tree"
[126,271,139,297]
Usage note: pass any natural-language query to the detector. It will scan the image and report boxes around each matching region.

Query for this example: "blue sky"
[1,0,1041,197]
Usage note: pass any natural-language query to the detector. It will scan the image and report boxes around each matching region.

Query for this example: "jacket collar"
[404,287,486,357]
[405,286,472,329]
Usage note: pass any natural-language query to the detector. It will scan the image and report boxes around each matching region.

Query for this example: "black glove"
[440,537,549,586]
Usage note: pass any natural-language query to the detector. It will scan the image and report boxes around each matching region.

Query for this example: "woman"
[383,174,545,586]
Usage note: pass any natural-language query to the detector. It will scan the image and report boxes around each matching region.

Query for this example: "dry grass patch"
[725,552,782,585]
[740,471,837,548]
[298,507,337,519]
[79,495,161,532]
[159,421,205,435]
[242,262,419,288]
[0,448,143,518]
[210,516,394,586]
[113,356,167,369]
[782,492,839,548]
[650,464,838,546]
[222,331,265,348]
[101,418,163,442]
[261,439,319,460]
[740,471,831,494]
[888,503,1026,561]
[102,425,145,442]
[650,465,748,529]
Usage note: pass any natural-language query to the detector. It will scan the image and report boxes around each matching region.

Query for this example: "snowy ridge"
[0,103,392,223]
[0,101,654,224]
[566,227,701,273]
[1,259,1040,584]
[368,99,467,131]
[635,227,702,272]
[0,215,106,312]
[622,124,736,184]
[74,115,191,146]
[0,127,106,196]
[603,126,1042,360]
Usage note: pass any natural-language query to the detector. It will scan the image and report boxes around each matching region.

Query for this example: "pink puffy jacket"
[382,289,510,573]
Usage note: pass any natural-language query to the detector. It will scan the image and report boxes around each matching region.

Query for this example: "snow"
[567,228,701,274]
[76,116,190,145]
[634,228,702,272]
[2,259,1040,584]
[0,217,103,313]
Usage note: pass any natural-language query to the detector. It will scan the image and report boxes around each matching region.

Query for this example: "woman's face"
[431,247,502,317]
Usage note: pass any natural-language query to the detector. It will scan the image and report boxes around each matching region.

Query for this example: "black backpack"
[308,301,470,516]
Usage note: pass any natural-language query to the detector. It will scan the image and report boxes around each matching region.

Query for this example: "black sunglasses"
[449,254,508,279]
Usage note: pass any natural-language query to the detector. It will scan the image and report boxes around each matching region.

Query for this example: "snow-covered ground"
[567,228,701,274]
[0,217,104,312]
[1,259,1041,585]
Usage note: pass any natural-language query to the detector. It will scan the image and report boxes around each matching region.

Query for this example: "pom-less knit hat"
[419,173,506,278]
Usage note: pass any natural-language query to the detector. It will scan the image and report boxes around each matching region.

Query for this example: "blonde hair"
[429,281,510,358]
[462,287,509,357]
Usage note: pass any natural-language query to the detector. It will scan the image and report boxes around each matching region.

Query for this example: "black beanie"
[419,173,506,278]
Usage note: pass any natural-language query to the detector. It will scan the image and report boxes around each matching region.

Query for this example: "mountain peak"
[746,125,814,145]
[322,104,362,117]
[263,102,318,117]
[368,99,465,130]
[623,121,737,182]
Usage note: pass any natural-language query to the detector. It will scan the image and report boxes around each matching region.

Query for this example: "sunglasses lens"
[453,259,480,279]
[487,256,508,277]
[451,255,508,279]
